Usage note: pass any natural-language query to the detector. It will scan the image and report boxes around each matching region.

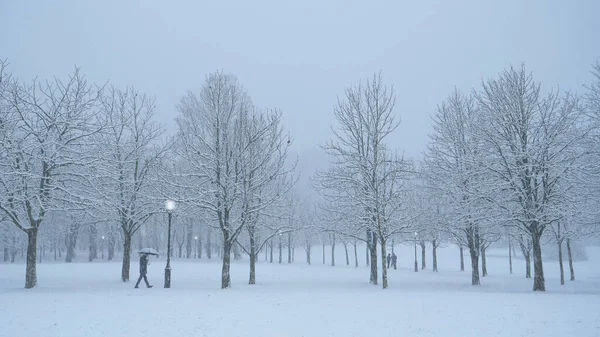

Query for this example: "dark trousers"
[392,261,397,270]
[135,273,150,288]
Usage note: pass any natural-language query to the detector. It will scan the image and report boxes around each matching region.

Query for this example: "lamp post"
[101,236,105,259]
[414,232,418,272]
[194,236,198,259]
[164,200,176,288]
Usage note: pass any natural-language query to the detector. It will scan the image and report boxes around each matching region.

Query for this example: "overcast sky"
[2,0,599,167]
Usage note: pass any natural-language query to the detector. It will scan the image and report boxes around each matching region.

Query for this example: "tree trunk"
[365,243,369,266]
[25,228,38,288]
[65,241,75,262]
[221,237,232,289]
[198,235,203,259]
[432,240,438,272]
[459,245,464,271]
[178,243,183,258]
[206,229,212,259]
[269,240,273,263]
[306,244,311,265]
[89,226,98,262]
[287,233,292,264]
[108,231,115,261]
[469,245,480,285]
[265,241,268,261]
[249,235,256,285]
[353,241,358,268]
[278,236,283,264]
[380,237,388,289]
[322,241,325,264]
[420,242,426,270]
[57,235,63,258]
[121,233,132,282]
[369,233,377,285]
[558,239,564,285]
[186,222,193,259]
[525,252,531,278]
[330,235,335,267]
[4,247,9,262]
[567,238,575,281]
[508,241,513,274]
[65,225,79,263]
[467,229,480,286]
[481,245,487,277]
[519,237,532,279]
[531,231,545,291]
[343,242,349,266]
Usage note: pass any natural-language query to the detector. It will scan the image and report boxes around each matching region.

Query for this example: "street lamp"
[194,236,198,259]
[101,236,105,259]
[414,232,418,272]
[164,199,176,288]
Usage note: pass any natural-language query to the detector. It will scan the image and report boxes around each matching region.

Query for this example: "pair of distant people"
[386,253,397,270]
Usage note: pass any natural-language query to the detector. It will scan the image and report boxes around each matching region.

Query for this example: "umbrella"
[138,247,159,256]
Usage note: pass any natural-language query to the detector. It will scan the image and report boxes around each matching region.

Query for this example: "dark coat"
[139,254,149,275]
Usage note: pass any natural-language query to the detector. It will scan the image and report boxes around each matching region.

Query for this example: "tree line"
[1,59,599,292]
[314,63,600,291]
[0,63,295,289]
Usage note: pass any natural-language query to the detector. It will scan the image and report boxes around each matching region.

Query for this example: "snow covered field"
[1,245,599,337]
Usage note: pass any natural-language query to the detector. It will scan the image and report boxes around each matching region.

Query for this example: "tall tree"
[95,86,169,282]
[176,71,293,288]
[422,89,487,286]
[315,73,411,289]
[0,63,103,288]
[475,65,583,291]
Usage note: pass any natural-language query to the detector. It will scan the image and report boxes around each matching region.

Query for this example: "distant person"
[387,253,391,269]
[135,253,153,288]
[391,252,397,270]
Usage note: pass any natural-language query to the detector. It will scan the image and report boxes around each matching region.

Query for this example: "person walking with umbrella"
[135,248,158,288]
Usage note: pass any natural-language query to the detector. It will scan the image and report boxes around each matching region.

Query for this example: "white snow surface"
[1,245,599,337]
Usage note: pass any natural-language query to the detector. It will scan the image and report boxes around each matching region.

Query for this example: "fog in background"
[2,0,599,186]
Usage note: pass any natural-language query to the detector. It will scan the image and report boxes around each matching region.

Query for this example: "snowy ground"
[1,245,599,337]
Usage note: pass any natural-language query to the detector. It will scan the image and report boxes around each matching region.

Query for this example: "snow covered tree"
[234,110,296,284]
[475,65,585,291]
[94,86,170,282]
[315,73,412,289]
[0,63,104,288]
[176,71,294,288]
[422,89,487,286]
